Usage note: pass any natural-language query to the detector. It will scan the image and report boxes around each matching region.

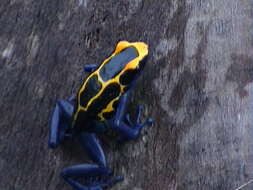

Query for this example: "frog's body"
[73,42,147,128]
[49,41,153,190]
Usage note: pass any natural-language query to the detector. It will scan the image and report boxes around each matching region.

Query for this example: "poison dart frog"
[49,41,153,190]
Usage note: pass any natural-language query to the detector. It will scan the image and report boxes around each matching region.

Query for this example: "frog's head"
[98,41,149,87]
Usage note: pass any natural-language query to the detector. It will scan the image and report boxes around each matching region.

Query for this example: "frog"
[48,41,153,190]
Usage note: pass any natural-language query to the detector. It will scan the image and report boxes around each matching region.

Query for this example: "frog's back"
[72,41,148,130]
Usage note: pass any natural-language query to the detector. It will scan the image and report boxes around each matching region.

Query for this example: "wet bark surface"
[0,1,253,190]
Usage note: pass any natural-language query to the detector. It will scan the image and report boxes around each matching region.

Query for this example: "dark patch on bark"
[226,54,253,98]
[169,21,209,117]
[166,1,190,71]
[169,20,210,190]
[169,70,192,111]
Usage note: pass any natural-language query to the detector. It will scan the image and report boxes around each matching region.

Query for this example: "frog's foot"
[68,94,76,102]
[61,132,124,190]
[133,105,154,132]
[85,172,123,190]
[101,175,124,189]
[83,64,99,73]
[61,176,123,190]
[89,174,124,189]
[61,165,123,190]
[114,105,153,142]
[124,105,153,140]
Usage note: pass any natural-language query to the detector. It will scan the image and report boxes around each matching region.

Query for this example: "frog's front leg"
[48,98,74,148]
[83,64,99,73]
[61,132,123,190]
[112,91,153,141]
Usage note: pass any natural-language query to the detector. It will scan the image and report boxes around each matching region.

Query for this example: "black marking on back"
[112,99,119,109]
[103,111,115,120]
[99,47,139,81]
[87,83,121,119]
[139,56,147,71]
[102,99,119,120]
[79,74,102,107]
[119,56,148,87]
[74,110,101,131]
[73,110,88,129]
[119,69,138,85]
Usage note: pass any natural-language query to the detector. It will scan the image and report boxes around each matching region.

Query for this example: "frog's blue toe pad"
[145,118,154,126]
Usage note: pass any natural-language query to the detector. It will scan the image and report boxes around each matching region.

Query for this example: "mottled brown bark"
[0,0,253,190]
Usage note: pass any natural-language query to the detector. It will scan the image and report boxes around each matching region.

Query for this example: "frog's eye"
[99,47,139,82]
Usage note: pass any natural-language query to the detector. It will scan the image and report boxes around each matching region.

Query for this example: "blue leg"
[83,64,99,73]
[124,114,133,126]
[79,133,106,168]
[61,132,123,190]
[48,99,74,148]
[68,94,76,102]
[112,91,153,141]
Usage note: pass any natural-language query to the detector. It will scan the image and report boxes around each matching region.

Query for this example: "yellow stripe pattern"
[73,41,148,122]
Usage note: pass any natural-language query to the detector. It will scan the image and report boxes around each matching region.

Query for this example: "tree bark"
[0,0,253,190]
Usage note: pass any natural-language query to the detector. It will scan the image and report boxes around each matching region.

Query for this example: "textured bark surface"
[0,0,253,190]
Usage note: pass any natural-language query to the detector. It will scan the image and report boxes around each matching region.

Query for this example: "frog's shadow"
[59,133,126,164]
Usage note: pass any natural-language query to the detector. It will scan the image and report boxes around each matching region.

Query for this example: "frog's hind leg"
[48,99,74,148]
[61,132,123,190]
[83,64,99,73]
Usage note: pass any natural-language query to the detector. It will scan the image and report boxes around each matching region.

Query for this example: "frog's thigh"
[49,99,74,148]
[79,132,106,168]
